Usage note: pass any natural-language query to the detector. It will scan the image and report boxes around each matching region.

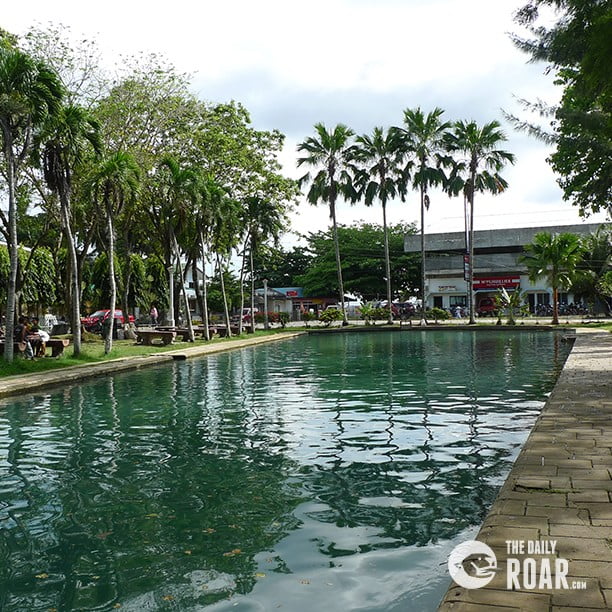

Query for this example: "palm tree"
[297,123,355,325]
[40,104,101,357]
[195,175,227,340]
[395,108,450,324]
[352,127,406,324]
[520,232,584,325]
[241,195,287,333]
[87,152,140,353]
[157,156,202,341]
[0,47,63,361]
[445,120,515,324]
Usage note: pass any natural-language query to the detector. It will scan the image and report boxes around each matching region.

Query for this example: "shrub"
[426,307,450,322]
[301,311,316,327]
[319,308,344,327]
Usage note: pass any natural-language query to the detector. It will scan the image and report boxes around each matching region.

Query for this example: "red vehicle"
[81,309,135,332]
[476,297,498,317]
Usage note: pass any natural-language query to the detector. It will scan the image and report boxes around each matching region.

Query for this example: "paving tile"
[438,331,612,611]
[551,588,607,609]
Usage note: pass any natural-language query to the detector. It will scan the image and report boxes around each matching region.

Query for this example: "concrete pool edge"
[438,328,612,611]
[0,331,306,400]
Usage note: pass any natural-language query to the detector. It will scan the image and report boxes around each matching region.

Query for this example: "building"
[404,223,603,313]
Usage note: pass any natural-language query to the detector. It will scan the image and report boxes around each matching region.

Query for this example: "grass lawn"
[0,328,295,378]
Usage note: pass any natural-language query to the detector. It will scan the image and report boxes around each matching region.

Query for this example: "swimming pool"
[0,330,569,610]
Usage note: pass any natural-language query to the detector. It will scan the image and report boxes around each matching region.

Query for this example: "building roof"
[404,223,603,254]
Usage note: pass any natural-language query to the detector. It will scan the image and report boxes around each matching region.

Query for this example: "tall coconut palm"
[0,47,63,361]
[521,231,584,325]
[445,120,515,323]
[157,156,202,341]
[395,107,450,324]
[40,104,101,357]
[297,123,355,325]
[87,152,140,354]
[352,127,406,324]
[241,195,287,333]
[209,190,243,337]
[195,175,227,340]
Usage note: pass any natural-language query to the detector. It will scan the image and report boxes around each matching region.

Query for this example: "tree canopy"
[510,0,612,217]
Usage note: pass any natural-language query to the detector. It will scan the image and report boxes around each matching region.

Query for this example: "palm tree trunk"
[238,242,248,335]
[2,132,17,362]
[382,198,393,325]
[552,286,559,325]
[330,199,347,325]
[105,209,116,355]
[199,231,210,341]
[60,197,82,356]
[468,175,476,325]
[217,253,232,337]
[419,184,427,326]
[172,233,194,341]
[250,248,256,333]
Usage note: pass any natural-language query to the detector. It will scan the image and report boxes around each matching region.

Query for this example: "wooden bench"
[0,341,27,356]
[136,330,176,346]
[46,338,70,357]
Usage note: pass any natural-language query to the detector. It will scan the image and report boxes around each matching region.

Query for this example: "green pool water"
[0,330,569,611]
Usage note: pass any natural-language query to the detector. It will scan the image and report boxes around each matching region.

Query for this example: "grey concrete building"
[404,223,603,314]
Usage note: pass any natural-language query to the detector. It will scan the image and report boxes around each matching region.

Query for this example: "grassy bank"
[0,329,291,378]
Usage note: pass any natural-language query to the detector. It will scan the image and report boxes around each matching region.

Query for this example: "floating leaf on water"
[184,550,192,555]
[203,528,216,534]
[96,531,112,539]
[299,579,310,584]
[162,595,174,601]
[145,513,159,518]
[35,573,49,579]
[255,572,266,578]
[113,605,121,609]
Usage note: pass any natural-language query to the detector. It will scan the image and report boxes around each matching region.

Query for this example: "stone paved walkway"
[439,330,612,611]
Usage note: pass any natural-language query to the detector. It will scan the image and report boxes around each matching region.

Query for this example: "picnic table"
[0,337,69,357]
[136,329,176,346]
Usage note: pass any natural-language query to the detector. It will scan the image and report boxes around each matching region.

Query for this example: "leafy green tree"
[255,245,312,288]
[395,107,451,324]
[87,152,140,353]
[510,0,612,217]
[520,231,584,324]
[352,126,406,324]
[445,120,515,324]
[570,226,612,314]
[0,47,63,361]
[155,156,202,339]
[39,103,101,355]
[241,195,288,333]
[297,123,356,325]
[20,246,57,312]
[297,222,419,300]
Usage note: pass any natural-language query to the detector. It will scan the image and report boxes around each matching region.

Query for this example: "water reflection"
[0,331,568,611]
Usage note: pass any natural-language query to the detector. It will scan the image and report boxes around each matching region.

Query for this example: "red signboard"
[285,290,298,297]
[473,276,520,290]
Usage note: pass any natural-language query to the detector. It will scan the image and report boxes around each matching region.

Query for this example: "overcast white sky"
[4,0,609,245]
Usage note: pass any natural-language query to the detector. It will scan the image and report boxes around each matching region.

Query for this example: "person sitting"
[29,317,50,357]
[14,316,35,359]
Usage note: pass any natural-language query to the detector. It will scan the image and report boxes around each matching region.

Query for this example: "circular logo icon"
[448,540,498,589]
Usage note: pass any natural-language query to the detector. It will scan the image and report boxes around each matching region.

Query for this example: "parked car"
[239,308,258,323]
[81,309,135,332]
[476,297,497,317]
